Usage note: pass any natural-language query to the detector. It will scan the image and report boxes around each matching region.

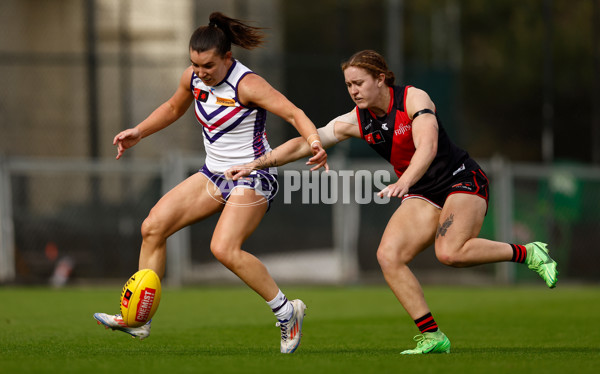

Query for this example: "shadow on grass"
[94,345,405,356]
[452,347,600,355]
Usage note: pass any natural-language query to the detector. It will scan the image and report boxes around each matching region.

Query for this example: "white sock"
[266,289,293,321]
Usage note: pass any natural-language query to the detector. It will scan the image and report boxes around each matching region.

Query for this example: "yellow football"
[120,269,162,327]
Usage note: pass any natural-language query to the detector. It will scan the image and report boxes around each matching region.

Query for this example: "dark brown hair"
[189,12,266,56]
[341,50,395,86]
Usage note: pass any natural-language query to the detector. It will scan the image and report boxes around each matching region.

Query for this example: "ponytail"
[189,12,266,56]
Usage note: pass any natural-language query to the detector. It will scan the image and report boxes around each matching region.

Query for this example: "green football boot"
[400,331,451,354]
[524,242,558,288]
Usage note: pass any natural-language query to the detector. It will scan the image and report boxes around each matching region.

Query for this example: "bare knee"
[140,210,168,242]
[210,240,238,268]
[435,242,468,268]
[377,242,415,272]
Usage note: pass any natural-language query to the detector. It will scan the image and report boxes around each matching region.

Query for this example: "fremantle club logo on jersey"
[364,130,385,144]
[193,88,209,103]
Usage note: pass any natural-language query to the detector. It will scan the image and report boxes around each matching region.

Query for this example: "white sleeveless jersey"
[190,60,274,174]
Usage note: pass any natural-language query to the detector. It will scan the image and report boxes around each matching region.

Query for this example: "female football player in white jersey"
[226,50,558,355]
[94,12,328,354]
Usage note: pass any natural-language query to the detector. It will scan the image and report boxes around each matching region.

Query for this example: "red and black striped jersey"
[356,85,469,194]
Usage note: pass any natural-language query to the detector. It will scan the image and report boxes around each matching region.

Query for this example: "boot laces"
[276,320,290,340]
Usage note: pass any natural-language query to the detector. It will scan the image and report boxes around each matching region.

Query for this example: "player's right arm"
[225,110,361,179]
[113,67,195,159]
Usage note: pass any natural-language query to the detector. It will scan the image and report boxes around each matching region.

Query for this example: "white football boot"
[93,313,151,340]
[276,299,306,353]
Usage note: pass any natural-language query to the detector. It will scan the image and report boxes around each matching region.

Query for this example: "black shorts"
[402,158,489,210]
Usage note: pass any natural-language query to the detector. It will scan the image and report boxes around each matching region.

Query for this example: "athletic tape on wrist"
[306,133,320,143]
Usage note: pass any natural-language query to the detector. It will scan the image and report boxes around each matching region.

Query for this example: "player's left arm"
[237,73,328,171]
[378,87,439,198]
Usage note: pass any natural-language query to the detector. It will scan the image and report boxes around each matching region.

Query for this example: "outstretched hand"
[113,128,142,160]
[306,142,329,172]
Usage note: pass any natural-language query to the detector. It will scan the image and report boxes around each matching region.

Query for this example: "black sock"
[415,312,438,333]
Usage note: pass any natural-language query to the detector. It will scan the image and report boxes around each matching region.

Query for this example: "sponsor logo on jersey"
[365,130,385,144]
[394,123,412,136]
[216,97,236,107]
[194,88,209,102]
[381,122,389,131]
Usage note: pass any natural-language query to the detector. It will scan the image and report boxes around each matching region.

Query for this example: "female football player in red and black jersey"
[226,50,558,354]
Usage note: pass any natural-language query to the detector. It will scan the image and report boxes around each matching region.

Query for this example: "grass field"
[1,284,599,374]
